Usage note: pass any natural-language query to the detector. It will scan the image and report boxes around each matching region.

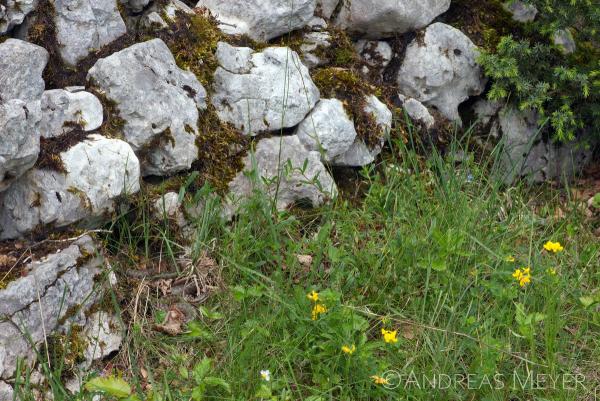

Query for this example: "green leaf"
[85,376,132,398]
[203,377,231,393]
[193,358,212,382]
[580,295,597,308]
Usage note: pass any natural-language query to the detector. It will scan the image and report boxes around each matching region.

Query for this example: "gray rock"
[398,95,435,129]
[332,95,392,166]
[0,135,140,240]
[504,1,537,23]
[335,0,451,39]
[0,39,48,103]
[498,107,591,183]
[0,235,104,379]
[81,312,123,369]
[40,90,104,137]
[212,43,320,135]
[297,99,358,162]
[195,0,315,41]
[88,39,207,176]
[472,98,502,127]
[164,0,193,19]
[0,0,38,34]
[553,29,576,54]
[54,0,127,66]
[355,40,393,68]
[0,99,42,193]
[397,23,486,123]
[0,381,13,401]
[316,0,339,19]
[120,0,151,13]
[226,135,337,213]
[300,31,332,68]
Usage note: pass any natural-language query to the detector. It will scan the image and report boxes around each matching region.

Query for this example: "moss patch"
[312,68,383,148]
[192,104,249,193]
[89,89,126,139]
[35,127,91,173]
[153,8,224,88]
[439,0,537,50]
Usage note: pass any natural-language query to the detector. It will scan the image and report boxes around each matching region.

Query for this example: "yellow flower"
[505,255,516,263]
[543,241,564,253]
[341,344,356,355]
[311,303,327,320]
[513,267,532,287]
[547,267,557,276]
[381,328,398,344]
[307,290,319,302]
[371,375,389,385]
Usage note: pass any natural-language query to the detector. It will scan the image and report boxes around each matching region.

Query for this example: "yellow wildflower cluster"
[371,375,389,385]
[307,291,327,320]
[381,328,398,344]
[543,241,564,253]
[341,344,356,355]
[512,267,532,287]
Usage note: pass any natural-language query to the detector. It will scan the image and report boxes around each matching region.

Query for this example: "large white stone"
[0,0,38,34]
[226,135,337,214]
[297,99,357,162]
[0,39,48,103]
[0,100,42,192]
[88,39,207,176]
[397,23,486,123]
[316,0,339,19]
[498,107,591,184]
[54,0,127,66]
[40,89,104,137]
[0,135,140,240]
[212,43,320,135]
[0,236,104,379]
[332,95,392,166]
[335,0,451,39]
[195,0,315,41]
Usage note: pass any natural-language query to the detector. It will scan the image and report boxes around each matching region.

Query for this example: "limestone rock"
[0,39,48,103]
[0,99,42,193]
[81,312,123,369]
[0,235,104,378]
[212,42,320,135]
[355,40,393,68]
[0,381,13,401]
[0,135,140,240]
[397,23,486,123]
[504,1,537,23]
[335,0,451,39]
[54,0,127,66]
[88,39,207,176]
[40,89,103,137]
[316,0,339,19]
[300,31,332,68]
[227,135,337,213]
[498,107,592,183]
[297,99,358,162]
[120,0,151,13]
[332,95,392,166]
[0,0,38,34]
[195,0,315,41]
[398,95,435,129]
[553,29,576,54]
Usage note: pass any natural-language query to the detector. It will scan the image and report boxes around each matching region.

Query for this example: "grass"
[11,124,600,400]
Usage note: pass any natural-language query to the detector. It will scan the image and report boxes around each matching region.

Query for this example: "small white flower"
[260,369,271,382]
